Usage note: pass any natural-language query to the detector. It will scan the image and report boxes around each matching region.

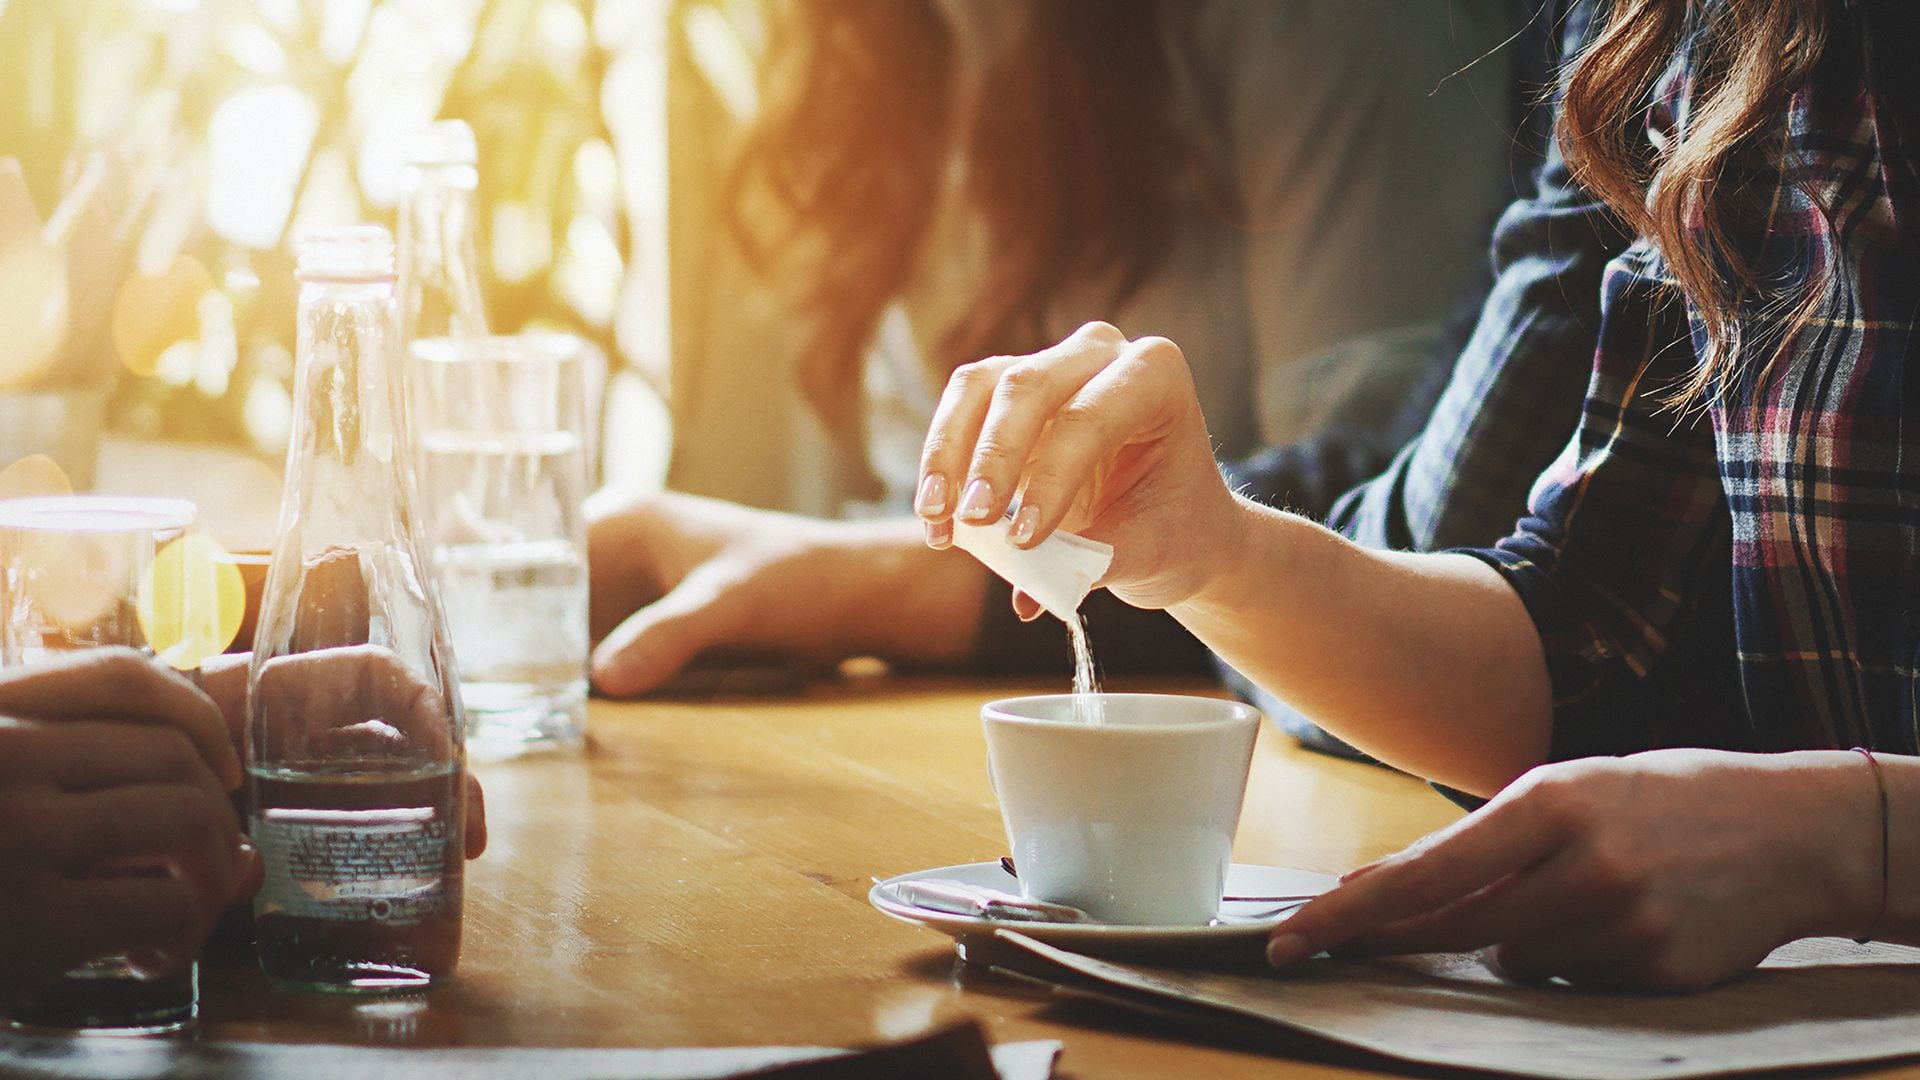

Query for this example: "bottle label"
[255,807,452,925]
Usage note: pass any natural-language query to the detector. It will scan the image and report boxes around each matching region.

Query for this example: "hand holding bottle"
[916,322,1246,612]
[0,649,254,991]
[200,652,487,861]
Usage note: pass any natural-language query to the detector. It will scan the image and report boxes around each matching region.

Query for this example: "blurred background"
[0,0,708,484]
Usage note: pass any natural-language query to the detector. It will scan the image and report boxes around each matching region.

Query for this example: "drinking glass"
[0,495,203,1034]
[410,333,590,757]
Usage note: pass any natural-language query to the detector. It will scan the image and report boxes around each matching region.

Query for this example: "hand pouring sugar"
[951,518,1112,724]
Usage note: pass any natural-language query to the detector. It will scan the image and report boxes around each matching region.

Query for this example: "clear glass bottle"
[249,226,467,994]
[397,119,489,344]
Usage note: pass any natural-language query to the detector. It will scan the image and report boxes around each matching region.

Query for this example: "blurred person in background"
[589,0,1521,695]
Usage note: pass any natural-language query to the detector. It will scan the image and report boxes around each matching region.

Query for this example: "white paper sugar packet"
[951,516,1113,621]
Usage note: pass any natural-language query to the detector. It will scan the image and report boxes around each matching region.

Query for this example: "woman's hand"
[1266,749,1885,992]
[198,653,488,860]
[914,321,1243,611]
[0,649,255,990]
[585,489,988,696]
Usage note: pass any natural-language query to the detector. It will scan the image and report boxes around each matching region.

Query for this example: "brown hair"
[725,0,1199,436]
[1558,0,1830,406]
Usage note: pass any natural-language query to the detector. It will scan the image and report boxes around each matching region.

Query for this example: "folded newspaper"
[984,930,1920,1079]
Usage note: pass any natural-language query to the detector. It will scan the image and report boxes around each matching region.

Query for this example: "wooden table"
[192,674,1463,1077]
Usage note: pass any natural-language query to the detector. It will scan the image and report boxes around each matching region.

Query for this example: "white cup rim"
[981,692,1260,734]
[0,495,198,533]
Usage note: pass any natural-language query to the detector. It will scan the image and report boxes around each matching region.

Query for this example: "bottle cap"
[295,225,395,281]
[407,120,478,166]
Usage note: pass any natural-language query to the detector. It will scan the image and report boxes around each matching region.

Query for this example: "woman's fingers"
[919,354,1017,525]
[1330,848,1593,958]
[955,324,1129,533]
[589,561,745,697]
[0,721,228,799]
[918,323,1130,532]
[1267,787,1572,967]
[0,648,238,790]
[50,785,245,913]
[464,774,487,860]
[19,869,208,975]
[195,651,251,753]
[1010,336,1193,545]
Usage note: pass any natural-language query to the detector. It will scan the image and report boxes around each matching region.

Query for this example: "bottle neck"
[397,166,488,343]
[286,275,420,546]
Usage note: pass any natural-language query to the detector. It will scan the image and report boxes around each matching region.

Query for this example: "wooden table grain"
[190,674,1451,1075]
[193,675,1920,1078]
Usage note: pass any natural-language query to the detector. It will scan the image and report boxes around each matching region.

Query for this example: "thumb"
[590,564,740,697]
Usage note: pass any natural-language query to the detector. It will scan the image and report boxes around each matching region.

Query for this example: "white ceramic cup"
[981,693,1261,926]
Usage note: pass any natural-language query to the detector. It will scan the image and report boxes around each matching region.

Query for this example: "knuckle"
[159,786,220,844]
[968,436,1021,474]
[151,726,207,781]
[918,430,961,466]
[1072,321,1126,347]
[1515,769,1588,829]
[1634,952,1709,994]
[1615,904,1677,954]
[96,647,155,693]
[1051,396,1106,431]
[1131,335,1187,374]
[1019,464,1076,501]
[948,360,1001,394]
[995,361,1053,399]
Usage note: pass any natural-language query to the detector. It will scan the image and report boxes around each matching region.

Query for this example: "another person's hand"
[1265,749,1885,992]
[915,321,1242,611]
[0,649,255,991]
[198,653,488,861]
[586,489,986,697]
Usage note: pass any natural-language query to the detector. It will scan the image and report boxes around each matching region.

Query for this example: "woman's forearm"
[1171,497,1552,797]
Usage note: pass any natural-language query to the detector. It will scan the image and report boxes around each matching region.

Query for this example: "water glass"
[0,495,202,1034]
[411,333,590,756]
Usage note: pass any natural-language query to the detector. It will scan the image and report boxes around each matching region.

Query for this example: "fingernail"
[958,479,994,522]
[914,474,950,517]
[1266,932,1313,968]
[925,520,952,549]
[1010,504,1040,546]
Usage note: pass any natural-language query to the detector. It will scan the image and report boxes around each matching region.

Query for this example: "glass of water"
[411,333,590,757]
[0,495,203,1035]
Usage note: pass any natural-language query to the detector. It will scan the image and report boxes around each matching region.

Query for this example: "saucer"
[869,861,1336,960]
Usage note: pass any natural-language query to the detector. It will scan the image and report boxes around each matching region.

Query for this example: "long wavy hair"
[724,0,1202,437]
[1558,0,1830,406]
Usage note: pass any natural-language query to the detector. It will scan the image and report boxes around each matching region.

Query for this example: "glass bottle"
[249,226,467,994]
[397,119,489,344]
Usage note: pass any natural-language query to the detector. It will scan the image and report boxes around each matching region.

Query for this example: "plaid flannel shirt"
[1462,0,1920,759]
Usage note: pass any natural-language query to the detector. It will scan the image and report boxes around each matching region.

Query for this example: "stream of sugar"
[1067,614,1105,725]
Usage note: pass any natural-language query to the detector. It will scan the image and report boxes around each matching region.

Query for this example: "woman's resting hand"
[0,649,256,989]
[914,321,1243,612]
[586,489,986,696]
[1266,749,1886,992]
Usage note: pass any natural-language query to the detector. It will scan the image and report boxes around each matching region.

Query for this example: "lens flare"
[138,532,246,670]
[111,253,214,378]
[0,454,74,500]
